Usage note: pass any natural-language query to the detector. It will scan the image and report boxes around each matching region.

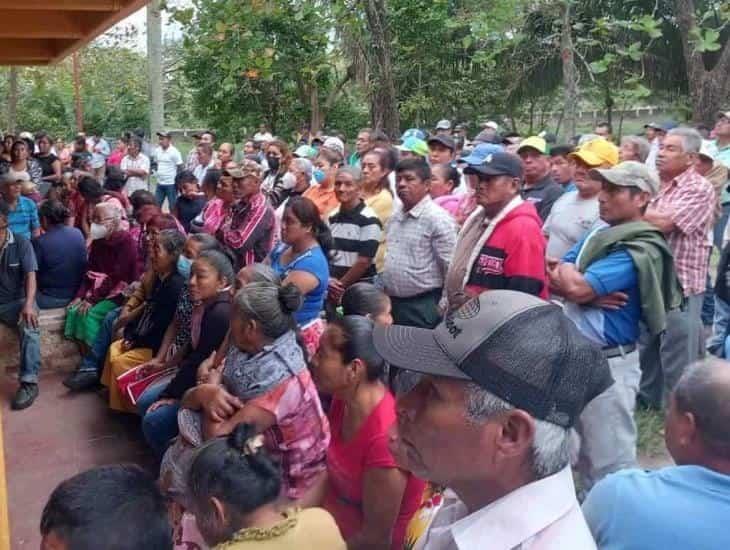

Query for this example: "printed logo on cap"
[455,298,481,320]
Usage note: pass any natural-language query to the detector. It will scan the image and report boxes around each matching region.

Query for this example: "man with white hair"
[583,359,730,549]
[374,290,613,549]
[275,157,313,220]
[641,127,716,408]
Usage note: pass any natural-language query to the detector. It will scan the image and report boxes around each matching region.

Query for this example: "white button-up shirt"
[418,467,596,550]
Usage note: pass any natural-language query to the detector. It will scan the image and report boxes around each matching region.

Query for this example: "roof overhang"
[0,0,149,66]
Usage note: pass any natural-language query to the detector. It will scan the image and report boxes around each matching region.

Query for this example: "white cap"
[483,121,499,131]
[435,119,452,130]
[323,136,345,157]
[699,140,718,161]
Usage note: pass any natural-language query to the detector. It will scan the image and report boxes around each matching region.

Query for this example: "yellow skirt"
[101,340,153,413]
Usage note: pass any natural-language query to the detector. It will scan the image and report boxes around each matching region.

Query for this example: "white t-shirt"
[193,160,215,187]
[154,144,183,186]
[543,190,600,259]
[90,138,110,169]
[121,153,151,195]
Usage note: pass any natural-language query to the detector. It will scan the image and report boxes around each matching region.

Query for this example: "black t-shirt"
[34,153,58,177]
[176,196,207,232]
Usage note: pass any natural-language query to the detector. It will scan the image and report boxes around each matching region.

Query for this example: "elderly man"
[192,142,215,185]
[121,137,150,195]
[583,359,730,549]
[549,162,682,489]
[381,158,456,328]
[348,127,373,167]
[641,127,716,408]
[275,157,312,219]
[1,171,40,239]
[153,131,183,210]
[444,152,547,312]
[517,136,564,221]
[0,201,41,410]
[374,290,612,549]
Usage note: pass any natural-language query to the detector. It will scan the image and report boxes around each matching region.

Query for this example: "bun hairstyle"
[341,282,390,319]
[285,196,335,259]
[234,281,302,339]
[330,315,386,381]
[197,250,235,288]
[189,423,281,524]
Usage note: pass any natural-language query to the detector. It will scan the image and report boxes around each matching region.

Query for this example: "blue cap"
[660,120,678,132]
[400,128,427,141]
[459,143,504,165]
[463,151,523,179]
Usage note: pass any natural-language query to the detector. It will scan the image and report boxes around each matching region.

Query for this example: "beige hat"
[589,161,659,196]
[3,170,30,184]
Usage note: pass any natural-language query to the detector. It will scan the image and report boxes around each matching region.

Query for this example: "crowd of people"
[1,112,730,549]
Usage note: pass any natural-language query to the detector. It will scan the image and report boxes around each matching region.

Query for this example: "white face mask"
[89,222,109,240]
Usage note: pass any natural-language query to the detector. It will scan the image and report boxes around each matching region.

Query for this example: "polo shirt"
[521,174,564,222]
[328,201,381,280]
[154,144,183,186]
[0,231,38,304]
[32,225,87,300]
[561,227,641,347]
[6,196,40,239]
[583,465,730,550]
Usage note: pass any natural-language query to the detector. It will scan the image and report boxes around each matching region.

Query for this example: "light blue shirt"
[583,465,730,550]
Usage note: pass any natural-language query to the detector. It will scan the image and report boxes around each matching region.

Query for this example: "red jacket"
[464,201,548,298]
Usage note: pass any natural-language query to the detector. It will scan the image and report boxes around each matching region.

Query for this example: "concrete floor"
[0,370,154,548]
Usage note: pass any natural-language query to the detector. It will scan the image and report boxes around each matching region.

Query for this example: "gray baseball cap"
[589,161,659,196]
[435,119,452,130]
[373,290,613,428]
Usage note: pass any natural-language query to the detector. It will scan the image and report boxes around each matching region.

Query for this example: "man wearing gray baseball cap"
[374,290,612,549]
[548,161,682,491]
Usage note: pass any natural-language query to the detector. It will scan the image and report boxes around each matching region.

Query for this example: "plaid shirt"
[381,196,457,298]
[650,167,715,296]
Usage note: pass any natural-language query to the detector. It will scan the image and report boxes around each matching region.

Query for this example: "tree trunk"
[7,67,18,134]
[604,85,614,128]
[309,83,321,135]
[362,0,399,138]
[147,0,164,137]
[72,53,84,132]
[560,1,578,141]
[675,0,730,126]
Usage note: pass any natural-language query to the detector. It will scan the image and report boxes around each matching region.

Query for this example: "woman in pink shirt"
[431,163,461,218]
[107,138,127,167]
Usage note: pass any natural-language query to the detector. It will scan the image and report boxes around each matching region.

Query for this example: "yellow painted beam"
[0,405,10,550]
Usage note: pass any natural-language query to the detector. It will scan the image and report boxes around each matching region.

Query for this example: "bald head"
[674,359,730,459]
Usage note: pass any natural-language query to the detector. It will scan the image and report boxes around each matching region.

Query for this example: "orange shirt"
[303,185,339,218]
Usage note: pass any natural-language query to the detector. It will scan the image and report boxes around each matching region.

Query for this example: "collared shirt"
[6,196,40,239]
[0,230,37,304]
[381,196,457,298]
[153,144,183,186]
[649,167,715,296]
[417,467,596,550]
[121,153,151,195]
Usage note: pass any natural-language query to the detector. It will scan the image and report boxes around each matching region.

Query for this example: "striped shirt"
[328,201,382,280]
[650,167,715,296]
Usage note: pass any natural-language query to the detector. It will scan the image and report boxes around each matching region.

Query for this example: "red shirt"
[323,392,425,549]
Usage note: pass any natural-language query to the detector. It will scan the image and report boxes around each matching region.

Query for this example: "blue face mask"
[313,169,326,184]
[177,255,193,279]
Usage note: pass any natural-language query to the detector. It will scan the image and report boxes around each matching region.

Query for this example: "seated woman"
[269,196,331,356]
[77,176,129,237]
[164,281,330,508]
[217,161,276,269]
[64,203,138,351]
[32,200,87,309]
[328,166,382,306]
[100,230,187,413]
[103,166,132,215]
[138,250,234,456]
[189,169,227,235]
[341,282,393,325]
[312,316,425,549]
[188,423,346,549]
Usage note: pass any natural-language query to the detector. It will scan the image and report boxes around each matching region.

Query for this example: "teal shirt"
[714,140,730,203]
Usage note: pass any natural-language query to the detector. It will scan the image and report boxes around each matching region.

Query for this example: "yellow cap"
[569,138,619,168]
[516,136,547,155]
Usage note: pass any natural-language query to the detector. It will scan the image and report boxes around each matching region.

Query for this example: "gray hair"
[337,165,362,183]
[674,358,730,459]
[96,201,122,224]
[291,157,313,181]
[233,281,302,340]
[465,383,570,479]
[244,263,281,285]
[621,135,651,163]
[667,127,702,154]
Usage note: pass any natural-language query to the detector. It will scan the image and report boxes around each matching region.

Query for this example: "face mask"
[266,155,280,171]
[313,169,326,184]
[89,222,108,241]
[177,255,193,279]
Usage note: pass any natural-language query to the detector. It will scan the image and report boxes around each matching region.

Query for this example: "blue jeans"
[708,296,730,357]
[0,299,41,383]
[78,307,121,374]
[155,184,178,210]
[36,292,72,310]
[138,381,180,457]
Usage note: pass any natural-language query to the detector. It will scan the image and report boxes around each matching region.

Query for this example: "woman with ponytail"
[312,316,425,549]
[164,280,330,511]
[267,195,331,355]
[187,423,345,548]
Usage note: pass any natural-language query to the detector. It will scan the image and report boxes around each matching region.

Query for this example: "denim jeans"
[77,307,121,374]
[155,184,178,210]
[36,292,72,310]
[0,299,41,383]
[138,381,180,458]
[707,296,730,357]
[575,349,641,491]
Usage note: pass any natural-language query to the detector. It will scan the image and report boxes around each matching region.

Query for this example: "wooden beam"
[0,11,85,39]
[0,0,121,11]
[0,39,57,61]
